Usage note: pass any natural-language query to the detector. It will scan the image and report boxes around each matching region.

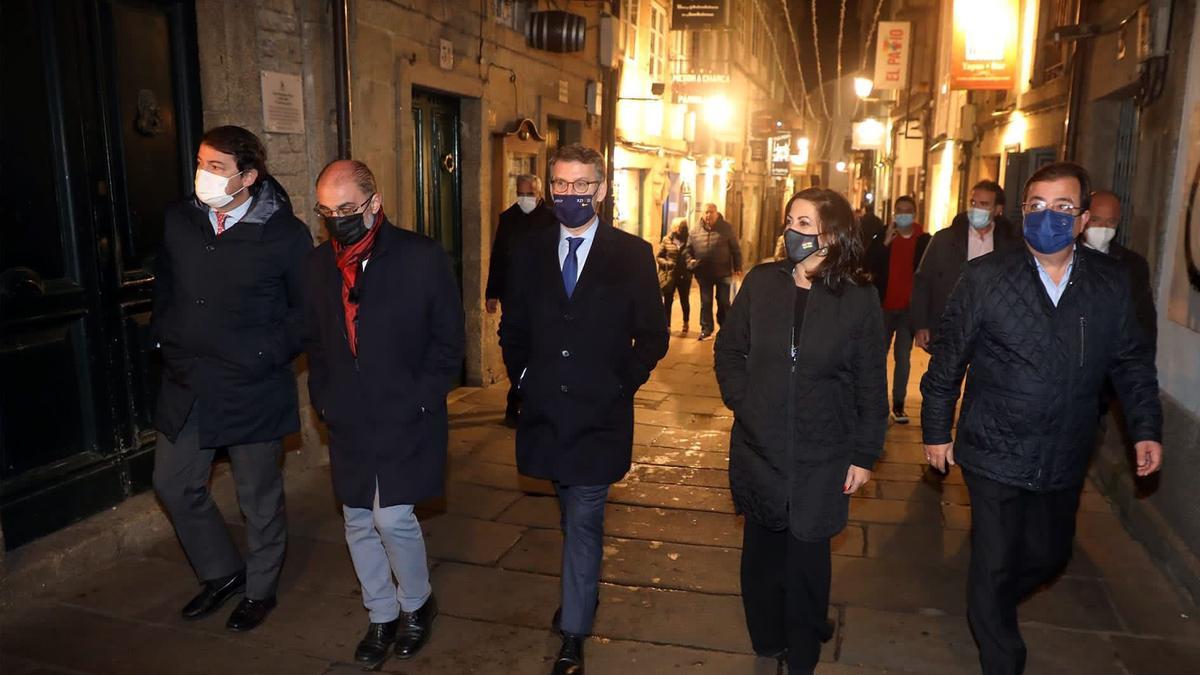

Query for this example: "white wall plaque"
[260,71,304,134]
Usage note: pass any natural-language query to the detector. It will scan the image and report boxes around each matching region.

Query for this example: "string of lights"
[834,0,847,128]
[750,0,806,121]
[776,0,819,121]
[809,0,832,120]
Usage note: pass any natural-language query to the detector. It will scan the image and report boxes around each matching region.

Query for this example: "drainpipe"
[1061,1,1086,161]
[333,0,352,159]
[600,3,620,225]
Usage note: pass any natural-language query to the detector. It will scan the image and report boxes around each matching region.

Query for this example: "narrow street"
[3,294,1199,675]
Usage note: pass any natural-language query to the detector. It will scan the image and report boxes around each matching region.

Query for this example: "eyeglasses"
[550,178,601,194]
[314,194,374,218]
[1021,200,1083,216]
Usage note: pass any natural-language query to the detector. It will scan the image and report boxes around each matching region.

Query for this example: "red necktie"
[215,212,228,235]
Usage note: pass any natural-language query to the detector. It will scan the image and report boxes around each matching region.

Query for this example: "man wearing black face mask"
[500,143,668,675]
[302,160,464,666]
[921,162,1162,675]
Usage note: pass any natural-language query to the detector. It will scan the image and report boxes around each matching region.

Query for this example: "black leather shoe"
[551,633,585,675]
[819,618,836,643]
[354,619,400,663]
[181,571,245,620]
[697,330,713,341]
[225,596,276,632]
[394,595,437,659]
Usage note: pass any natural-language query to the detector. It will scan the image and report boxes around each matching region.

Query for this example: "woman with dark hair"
[714,188,887,674]
[657,217,695,334]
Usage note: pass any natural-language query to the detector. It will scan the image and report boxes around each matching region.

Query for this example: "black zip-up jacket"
[921,247,1162,492]
[714,262,888,541]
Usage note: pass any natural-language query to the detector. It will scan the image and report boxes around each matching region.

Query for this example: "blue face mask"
[553,193,597,228]
[894,213,915,229]
[967,207,992,229]
[1023,209,1076,254]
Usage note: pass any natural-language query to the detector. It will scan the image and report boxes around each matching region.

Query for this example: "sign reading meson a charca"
[671,1,729,29]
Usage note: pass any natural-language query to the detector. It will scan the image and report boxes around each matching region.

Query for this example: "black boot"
[394,595,437,659]
[551,633,585,675]
[354,619,400,663]
[181,570,245,620]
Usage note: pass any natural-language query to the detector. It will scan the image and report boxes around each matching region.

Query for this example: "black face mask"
[784,228,823,264]
[324,212,369,246]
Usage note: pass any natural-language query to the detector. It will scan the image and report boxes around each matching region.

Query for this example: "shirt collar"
[1032,245,1076,277]
[560,217,599,244]
[214,195,254,225]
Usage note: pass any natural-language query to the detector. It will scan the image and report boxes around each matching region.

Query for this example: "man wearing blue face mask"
[865,196,930,424]
[911,180,1021,352]
[499,143,669,675]
[920,162,1163,675]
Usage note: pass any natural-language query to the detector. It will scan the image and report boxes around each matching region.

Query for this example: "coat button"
[195,298,206,306]
[561,349,571,358]
[563,313,573,321]
[205,244,215,252]
[560,385,569,393]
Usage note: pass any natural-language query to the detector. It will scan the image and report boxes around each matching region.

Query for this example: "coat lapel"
[569,222,612,304]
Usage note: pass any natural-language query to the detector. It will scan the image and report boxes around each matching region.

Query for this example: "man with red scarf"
[865,195,931,424]
[302,160,464,667]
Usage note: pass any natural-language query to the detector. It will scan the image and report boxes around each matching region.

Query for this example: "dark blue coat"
[152,178,312,448]
[499,222,669,486]
[302,219,464,508]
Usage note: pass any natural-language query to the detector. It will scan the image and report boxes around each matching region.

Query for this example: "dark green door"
[0,0,199,549]
[411,90,463,286]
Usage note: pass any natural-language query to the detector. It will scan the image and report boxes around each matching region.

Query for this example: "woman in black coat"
[656,217,694,334]
[714,188,888,675]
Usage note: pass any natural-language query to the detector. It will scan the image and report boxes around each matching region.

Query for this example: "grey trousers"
[152,409,286,600]
[554,482,610,636]
[343,487,432,623]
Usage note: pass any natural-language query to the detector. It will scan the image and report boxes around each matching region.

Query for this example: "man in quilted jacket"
[920,162,1162,675]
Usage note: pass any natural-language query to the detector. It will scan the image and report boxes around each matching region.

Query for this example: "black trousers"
[662,276,691,325]
[696,275,731,334]
[740,519,832,675]
[153,408,287,600]
[963,470,1081,675]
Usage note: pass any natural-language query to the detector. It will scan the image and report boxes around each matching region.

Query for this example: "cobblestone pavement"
[4,296,1200,674]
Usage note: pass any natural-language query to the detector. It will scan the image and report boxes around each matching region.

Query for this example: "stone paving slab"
[633,444,730,470]
[421,513,525,566]
[609,480,736,513]
[627,463,730,488]
[651,428,731,452]
[499,528,742,594]
[497,496,745,548]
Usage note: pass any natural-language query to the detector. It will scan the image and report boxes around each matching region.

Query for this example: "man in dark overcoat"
[303,160,464,665]
[486,173,557,426]
[499,143,669,675]
[151,125,312,632]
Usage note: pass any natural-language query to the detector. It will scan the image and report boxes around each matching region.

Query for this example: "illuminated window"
[622,0,640,61]
[649,2,667,79]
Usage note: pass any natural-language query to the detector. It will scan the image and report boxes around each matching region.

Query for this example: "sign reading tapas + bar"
[671,1,729,29]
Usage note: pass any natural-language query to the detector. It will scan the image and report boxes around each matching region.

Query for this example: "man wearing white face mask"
[151,125,312,633]
[1082,190,1156,348]
[486,173,556,426]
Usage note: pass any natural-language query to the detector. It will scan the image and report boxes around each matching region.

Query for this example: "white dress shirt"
[966,226,995,261]
[1033,247,1075,307]
[558,217,599,281]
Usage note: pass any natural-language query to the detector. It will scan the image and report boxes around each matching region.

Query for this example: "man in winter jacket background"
[151,125,312,632]
[921,162,1162,675]
[688,203,742,341]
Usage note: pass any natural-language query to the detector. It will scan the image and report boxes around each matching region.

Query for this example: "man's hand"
[486,298,499,314]
[925,442,955,472]
[882,221,897,246]
[914,329,931,352]
[1134,440,1163,477]
[844,465,872,495]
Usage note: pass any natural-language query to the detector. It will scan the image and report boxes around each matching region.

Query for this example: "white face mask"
[195,168,245,209]
[1083,226,1117,252]
[516,195,538,214]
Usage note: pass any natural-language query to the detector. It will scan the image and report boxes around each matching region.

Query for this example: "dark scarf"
[330,216,383,357]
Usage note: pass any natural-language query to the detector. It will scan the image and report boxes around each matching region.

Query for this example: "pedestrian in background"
[859,203,885,247]
[151,125,312,632]
[865,195,931,424]
[486,173,557,427]
[688,203,743,341]
[499,143,669,675]
[303,160,464,665]
[1081,190,1156,348]
[715,188,887,675]
[911,180,1021,351]
[657,217,695,336]
[921,162,1162,675]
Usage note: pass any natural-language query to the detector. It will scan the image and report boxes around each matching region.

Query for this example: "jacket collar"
[187,176,292,242]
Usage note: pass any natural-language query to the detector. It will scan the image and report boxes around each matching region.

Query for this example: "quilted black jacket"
[715,262,888,540]
[920,247,1161,492]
